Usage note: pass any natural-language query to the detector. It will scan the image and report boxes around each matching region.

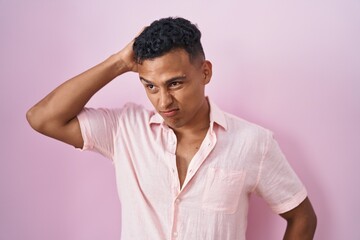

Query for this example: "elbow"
[281,197,318,239]
[26,106,46,133]
[304,201,317,234]
[309,210,318,235]
[302,212,317,239]
[302,208,318,238]
[300,205,317,238]
[26,106,39,130]
[283,213,317,240]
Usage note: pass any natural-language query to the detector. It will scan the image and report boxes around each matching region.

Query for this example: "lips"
[160,109,179,117]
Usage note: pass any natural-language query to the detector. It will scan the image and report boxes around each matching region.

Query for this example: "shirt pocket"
[201,167,246,214]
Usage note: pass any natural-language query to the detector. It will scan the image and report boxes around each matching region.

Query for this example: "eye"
[169,81,182,88]
[145,84,158,93]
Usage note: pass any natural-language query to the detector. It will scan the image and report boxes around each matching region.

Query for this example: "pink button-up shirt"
[77,100,307,240]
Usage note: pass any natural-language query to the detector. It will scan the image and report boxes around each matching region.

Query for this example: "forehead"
[138,49,196,80]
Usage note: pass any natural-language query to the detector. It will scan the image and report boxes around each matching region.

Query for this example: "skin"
[138,49,211,132]
[26,40,137,148]
[138,49,212,187]
[280,197,317,239]
[26,34,316,239]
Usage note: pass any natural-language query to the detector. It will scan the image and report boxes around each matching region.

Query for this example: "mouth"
[160,109,179,117]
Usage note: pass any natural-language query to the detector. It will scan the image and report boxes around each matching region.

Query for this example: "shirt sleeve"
[76,107,125,160]
[254,132,307,214]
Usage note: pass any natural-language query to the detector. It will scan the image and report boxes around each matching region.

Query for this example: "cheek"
[174,86,205,106]
[184,83,205,98]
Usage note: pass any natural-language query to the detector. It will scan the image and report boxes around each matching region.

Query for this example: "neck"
[173,98,210,137]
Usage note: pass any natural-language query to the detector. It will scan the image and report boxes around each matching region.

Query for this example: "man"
[27,17,317,239]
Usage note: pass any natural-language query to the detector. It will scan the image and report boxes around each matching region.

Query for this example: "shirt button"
[175,198,180,204]
[173,232,178,238]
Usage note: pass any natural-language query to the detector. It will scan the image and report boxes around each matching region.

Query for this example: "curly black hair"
[133,17,205,64]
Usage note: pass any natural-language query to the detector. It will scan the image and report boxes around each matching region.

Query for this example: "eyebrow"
[139,75,187,85]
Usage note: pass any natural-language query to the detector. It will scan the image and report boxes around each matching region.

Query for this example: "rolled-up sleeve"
[254,133,307,214]
[77,107,125,160]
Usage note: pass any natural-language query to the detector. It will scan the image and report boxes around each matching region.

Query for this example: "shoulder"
[212,110,273,159]
[78,103,156,132]
[222,111,272,140]
[209,100,271,141]
[122,102,152,116]
[120,102,155,123]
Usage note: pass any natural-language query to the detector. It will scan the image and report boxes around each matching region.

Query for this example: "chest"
[115,124,262,194]
[175,137,205,188]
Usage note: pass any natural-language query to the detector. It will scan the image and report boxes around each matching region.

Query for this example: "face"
[138,49,212,130]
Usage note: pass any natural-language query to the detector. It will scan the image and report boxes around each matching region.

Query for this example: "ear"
[202,60,212,85]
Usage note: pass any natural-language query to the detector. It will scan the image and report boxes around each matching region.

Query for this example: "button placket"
[170,131,182,194]
[171,196,181,240]
[181,131,217,189]
[168,130,177,152]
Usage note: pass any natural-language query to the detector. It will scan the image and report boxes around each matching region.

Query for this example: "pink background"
[1,0,359,239]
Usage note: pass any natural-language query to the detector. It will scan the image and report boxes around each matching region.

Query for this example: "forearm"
[27,53,128,132]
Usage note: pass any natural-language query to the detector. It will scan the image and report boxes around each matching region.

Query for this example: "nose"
[159,89,173,109]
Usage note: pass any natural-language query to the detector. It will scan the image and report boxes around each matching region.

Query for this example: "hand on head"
[115,27,148,74]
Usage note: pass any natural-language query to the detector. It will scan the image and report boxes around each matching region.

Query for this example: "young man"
[27,17,317,239]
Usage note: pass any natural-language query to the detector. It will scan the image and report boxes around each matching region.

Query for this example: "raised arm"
[26,40,138,148]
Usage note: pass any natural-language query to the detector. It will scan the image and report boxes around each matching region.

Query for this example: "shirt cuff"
[271,187,308,214]
[76,110,94,151]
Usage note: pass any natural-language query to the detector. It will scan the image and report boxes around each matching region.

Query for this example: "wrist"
[106,53,129,76]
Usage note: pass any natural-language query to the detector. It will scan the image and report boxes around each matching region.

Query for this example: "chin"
[165,119,183,129]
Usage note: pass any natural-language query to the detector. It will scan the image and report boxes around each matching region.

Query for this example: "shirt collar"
[208,98,228,131]
[149,97,228,131]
